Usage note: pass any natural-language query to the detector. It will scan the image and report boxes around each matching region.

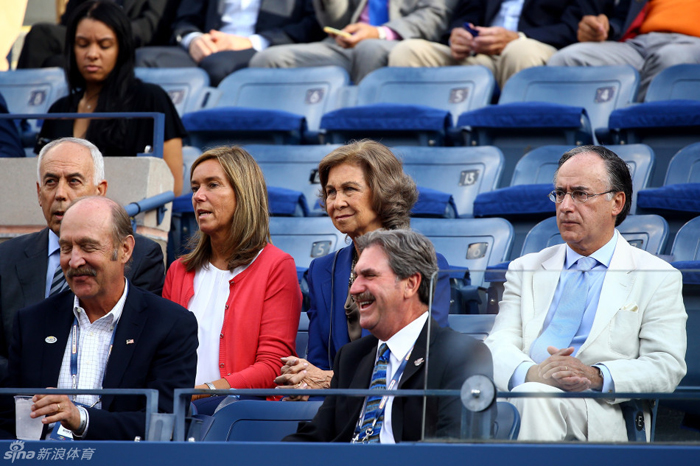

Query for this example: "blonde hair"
[182,146,270,271]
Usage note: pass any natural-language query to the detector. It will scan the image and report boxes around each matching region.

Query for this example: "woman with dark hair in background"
[274,140,451,399]
[36,0,186,195]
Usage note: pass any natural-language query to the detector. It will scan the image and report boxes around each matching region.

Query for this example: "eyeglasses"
[548,190,616,203]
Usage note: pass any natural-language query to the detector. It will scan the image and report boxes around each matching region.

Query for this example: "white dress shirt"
[57,280,129,409]
[378,312,429,444]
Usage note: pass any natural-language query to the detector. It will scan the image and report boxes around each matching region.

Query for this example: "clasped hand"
[451,25,519,59]
[189,30,253,62]
[274,357,332,401]
[529,346,602,392]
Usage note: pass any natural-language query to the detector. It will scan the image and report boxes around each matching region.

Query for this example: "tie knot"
[576,256,597,272]
[377,343,390,362]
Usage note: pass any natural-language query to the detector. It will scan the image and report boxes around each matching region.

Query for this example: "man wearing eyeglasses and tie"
[485,145,687,441]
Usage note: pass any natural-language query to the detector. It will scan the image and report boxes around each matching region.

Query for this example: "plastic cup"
[14,396,44,440]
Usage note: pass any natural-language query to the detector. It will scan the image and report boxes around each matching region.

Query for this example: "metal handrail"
[0,388,159,440]
[172,387,700,441]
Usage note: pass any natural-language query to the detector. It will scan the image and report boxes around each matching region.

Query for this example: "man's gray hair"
[355,229,438,306]
[37,137,105,185]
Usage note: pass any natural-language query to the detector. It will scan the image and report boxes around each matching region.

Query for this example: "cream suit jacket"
[485,235,687,440]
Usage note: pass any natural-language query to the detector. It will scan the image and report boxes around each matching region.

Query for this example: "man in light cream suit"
[485,145,687,441]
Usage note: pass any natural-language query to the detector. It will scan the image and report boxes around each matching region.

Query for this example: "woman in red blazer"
[163,146,301,410]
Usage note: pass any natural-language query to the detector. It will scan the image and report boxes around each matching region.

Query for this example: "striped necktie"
[49,265,69,297]
[358,343,391,443]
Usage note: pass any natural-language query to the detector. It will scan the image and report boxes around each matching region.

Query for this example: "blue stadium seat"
[669,216,700,286]
[297,312,309,358]
[394,146,504,218]
[244,144,340,216]
[269,217,345,272]
[609,64,700,187]
[663,216,700,428]
[671,216,700,262]
[181,145,202,190]
[182,66,349,146]
[135,67,214,116]
[473,144,655,218]
[459,65,639,186]
[637,143,700,217]
[0,68,67,144]
[494,401,521,440]
[320,66,495,146]
[202,400,323,441]
[410,217,514,288]
[520,214,669,256]
[447,314,495,340]
[0,93,24,157]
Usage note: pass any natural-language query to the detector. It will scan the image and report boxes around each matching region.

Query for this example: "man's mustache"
[352,292,374,303]
[66,266,97,279]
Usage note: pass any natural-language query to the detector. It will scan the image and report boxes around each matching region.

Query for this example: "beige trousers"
[509,382,630,442]
[388,38,557,89]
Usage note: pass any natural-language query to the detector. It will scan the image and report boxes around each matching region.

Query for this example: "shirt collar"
[72,278,129,328]
[48,229,60,257]
[380,312,429,361]
[565,229,618,269]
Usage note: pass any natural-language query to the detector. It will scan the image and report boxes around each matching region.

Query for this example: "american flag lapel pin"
[126,339,134,345]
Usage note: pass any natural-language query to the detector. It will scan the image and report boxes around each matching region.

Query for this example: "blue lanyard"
[352,345,414,444]
[69,315,118,405]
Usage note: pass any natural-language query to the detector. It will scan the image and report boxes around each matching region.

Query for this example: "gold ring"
[565,366,568,371]
[56,403,62,412]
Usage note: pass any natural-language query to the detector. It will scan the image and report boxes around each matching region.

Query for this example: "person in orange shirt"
[548,0,700,99]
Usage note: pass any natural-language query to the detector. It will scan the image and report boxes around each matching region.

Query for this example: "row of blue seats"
[270,214,700,293]
[176,142,700,223]
[3,64,699,189]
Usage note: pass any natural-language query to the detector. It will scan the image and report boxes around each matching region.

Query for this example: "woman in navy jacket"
[275,140,450,396]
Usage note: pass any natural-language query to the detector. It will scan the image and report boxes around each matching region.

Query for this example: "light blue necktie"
[357,343,390,443]
[530,256,597,363]
[368,0,389,26]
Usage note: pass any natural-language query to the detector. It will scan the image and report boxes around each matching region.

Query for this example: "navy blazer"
[444,0,582,50]
[172,0,324,46]
[305,244,451,371]
[0,284,197,440]
[606,0,647,41]
[0,228,165,381]
[285,317,494,442]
